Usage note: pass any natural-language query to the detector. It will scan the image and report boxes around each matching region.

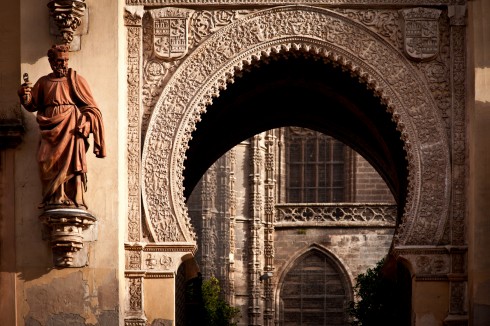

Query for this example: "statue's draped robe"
[30,68,105,208]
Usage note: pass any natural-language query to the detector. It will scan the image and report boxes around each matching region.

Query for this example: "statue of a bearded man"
[18,44,106,209]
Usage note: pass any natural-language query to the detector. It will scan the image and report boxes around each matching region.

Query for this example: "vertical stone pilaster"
[125,6,145,326]
[446,5,468,325]
[125,275,146,326]
[201,164,217,278]
[263,130,276,326]
[249,134,264,325]
[125,6,143,243]
[228,149,237,305]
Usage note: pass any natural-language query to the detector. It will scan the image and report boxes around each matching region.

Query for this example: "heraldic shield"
[401,8,441,61]
[151,8,194,61]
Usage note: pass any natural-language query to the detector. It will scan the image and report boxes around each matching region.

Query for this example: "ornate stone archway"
[123,3,468,325]
[141,5,450,247]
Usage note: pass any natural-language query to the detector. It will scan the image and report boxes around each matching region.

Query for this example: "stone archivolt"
[141,5,451,247]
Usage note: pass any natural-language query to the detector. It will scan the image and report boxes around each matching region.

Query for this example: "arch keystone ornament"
[142,5,451,249]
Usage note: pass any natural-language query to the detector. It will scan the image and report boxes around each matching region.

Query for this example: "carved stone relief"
[141,5,451,247]
[400,8,441,61]
[48,0,87,49]
[127,0,464,6]
[145,253,174,270]
[394,247,452,281]
[141,9,251,136]
[125,7,144,244]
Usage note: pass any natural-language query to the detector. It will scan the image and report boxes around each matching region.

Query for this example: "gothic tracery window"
[286,127,347,203]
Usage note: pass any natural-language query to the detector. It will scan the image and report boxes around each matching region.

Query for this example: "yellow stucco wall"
[13,0,125,324]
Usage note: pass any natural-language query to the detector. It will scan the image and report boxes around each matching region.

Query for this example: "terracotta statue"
[18,44,106,209]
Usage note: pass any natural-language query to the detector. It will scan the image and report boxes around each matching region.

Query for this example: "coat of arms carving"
[150,8,194,61]
[401,8,441,61]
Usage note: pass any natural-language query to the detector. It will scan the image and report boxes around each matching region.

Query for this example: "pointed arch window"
[286,127,346,203]
[279,249,351,325]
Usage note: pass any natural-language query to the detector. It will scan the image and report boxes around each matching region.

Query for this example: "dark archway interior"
[184,53,407,214]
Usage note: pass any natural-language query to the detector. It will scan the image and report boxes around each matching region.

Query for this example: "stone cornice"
[125,242,197,254]
[125,271,175,278]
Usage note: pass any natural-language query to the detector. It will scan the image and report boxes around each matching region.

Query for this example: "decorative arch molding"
[141,5,450,246]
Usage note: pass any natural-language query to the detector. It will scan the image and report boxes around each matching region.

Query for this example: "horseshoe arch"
[141,5,450,247]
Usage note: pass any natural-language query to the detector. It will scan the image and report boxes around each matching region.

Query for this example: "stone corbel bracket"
[48,0,88,51]
[40,208,97,268]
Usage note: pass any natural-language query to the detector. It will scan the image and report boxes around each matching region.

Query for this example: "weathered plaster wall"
[469,0,490,324]
[15,0,123,324]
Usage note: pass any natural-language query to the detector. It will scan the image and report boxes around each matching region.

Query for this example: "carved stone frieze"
[145,253,174,270]
[415,255,449,275]
[126,0,465,6]
[335,9,402,50]
[275,203,397,226]
[125,319,146,326]
[190,10,252,48]
[141,5,451,246]
[394,246,452,280]
[125,243,196,275]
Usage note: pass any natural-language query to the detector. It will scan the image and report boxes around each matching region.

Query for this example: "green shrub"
[348,258,401,326]
[202,276,241,326]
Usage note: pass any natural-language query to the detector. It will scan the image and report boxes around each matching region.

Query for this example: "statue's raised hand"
[18,73,32,107]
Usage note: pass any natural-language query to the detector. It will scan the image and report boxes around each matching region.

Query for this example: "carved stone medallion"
[401,8,441,61]
[150,8,194,61]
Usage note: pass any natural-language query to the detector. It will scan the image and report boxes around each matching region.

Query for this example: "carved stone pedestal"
[40,208,97,268]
